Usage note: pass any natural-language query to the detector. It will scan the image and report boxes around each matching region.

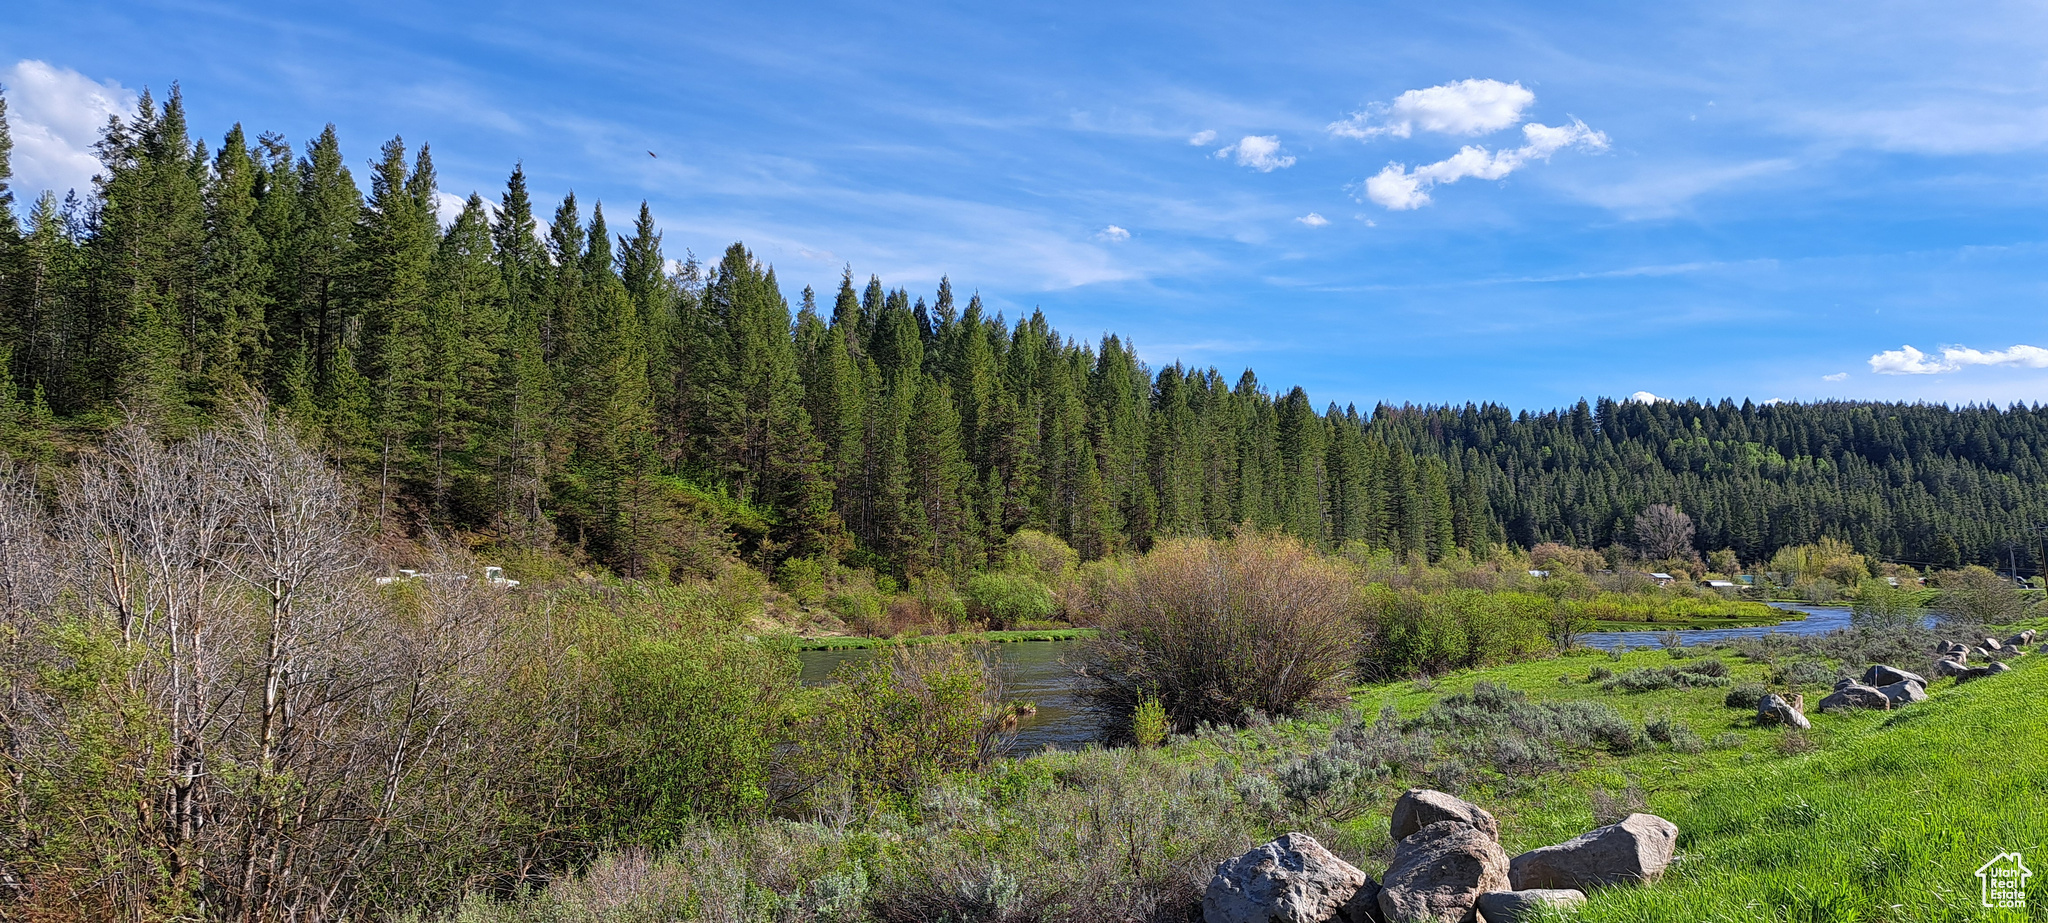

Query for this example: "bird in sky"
[647,151,657,158]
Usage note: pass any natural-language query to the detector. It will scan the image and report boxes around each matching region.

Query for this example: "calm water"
[797,640,1101,753]
[796,604,1857,750]
[1578,603,1853,650]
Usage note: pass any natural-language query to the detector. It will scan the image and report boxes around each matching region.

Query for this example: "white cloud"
[1187,129,1216,146]
[1295,212,1329,227]
[1358,119,1609,209]
[797,247,837,261]
[1822,372,1849,382]
[1216,135,1295,172]
[1626,390,1671,404]
[4,59,136,199]
[1328,79,1536,141]
[1097,225,1131,241]
[1869,343,2048,375]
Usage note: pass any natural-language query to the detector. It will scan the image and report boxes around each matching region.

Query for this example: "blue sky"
[6,0,2046,411]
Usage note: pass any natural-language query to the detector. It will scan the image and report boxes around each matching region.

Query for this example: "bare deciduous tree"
[1632,503,1698,562]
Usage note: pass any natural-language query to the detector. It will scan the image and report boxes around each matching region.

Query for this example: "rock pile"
[1204,789,1679,923]
[1756,692,1809,729]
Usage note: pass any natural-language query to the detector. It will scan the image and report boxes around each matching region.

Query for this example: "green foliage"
[776,555,828,605]
[1131,698,1168,749]
[791,644,1007,809]
[1850,577,1921,631]
[587,634,794,841]
[963,571,1057,630]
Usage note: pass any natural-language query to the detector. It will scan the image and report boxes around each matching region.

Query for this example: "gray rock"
[1876,679,1926,706]
[1933,658,1970,679]
[1508,813,1680,891]
[1378,821,1510,923]
[1390,788,1501,844]
[2005,629,2037,649]
[1757,693,1811,729]
[1817,683,1890,711]
[1473,889,1588,923]
[1205,832,1368,923]
[1832,676,1858,690]
[1971,647,1994,661]
[1339,879,1384,923]
[1983,637,2005,652]
[1862,665,1926,688]
[1956,662,2013,684]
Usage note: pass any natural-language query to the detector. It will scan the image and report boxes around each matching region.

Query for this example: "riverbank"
[782,627,1094,651]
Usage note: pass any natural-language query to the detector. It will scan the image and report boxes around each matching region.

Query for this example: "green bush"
[964,571,1059,630]
[791,644,1009,809]
[775,556,828,605]
[587,634,796,843]
[1131,698,1168,749]
[1725,682,1770,709]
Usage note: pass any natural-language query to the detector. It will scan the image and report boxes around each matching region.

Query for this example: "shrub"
[1851,578,1921,632]
[1725,682,1769,709]
[1773,660,1833,689]
[791,644,1011,808]
[1276,744,1382,821]
[1645,714,1704,753]
[775,556,828,605]
[1079,533,1358,730]
[1359,587,1550,679]
[964,572,1058,630]
[1587,665,1614,683]
[1591,784,1648,825]
[1131,698,1168,749]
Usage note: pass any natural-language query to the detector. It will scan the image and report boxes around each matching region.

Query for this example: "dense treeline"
[2,88,2044,579]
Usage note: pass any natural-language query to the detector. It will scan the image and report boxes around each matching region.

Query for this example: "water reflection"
[1578,603,1853,650]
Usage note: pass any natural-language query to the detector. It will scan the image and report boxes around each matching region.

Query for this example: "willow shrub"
[1080,532,1358,731]
[1359,587,1551,680]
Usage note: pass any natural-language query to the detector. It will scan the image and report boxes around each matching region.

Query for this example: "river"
[794,603,1859,752]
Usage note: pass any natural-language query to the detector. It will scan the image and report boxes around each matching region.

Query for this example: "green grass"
[1334,647,2048,922]
[782,628,1095,651]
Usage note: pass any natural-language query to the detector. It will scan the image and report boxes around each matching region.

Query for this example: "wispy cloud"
[1215,135,1295,171]
[1328,79,1536,141]
[1187,129,1216,146]
[1097,225,1131,241]
[1358,119,1609,210]
[4,59,136,198]
[1868,343,2048,375]
[1822,372,1849,381]
[1295,212,1328,227]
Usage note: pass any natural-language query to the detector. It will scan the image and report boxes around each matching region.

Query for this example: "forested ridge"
[2,88,2044,578]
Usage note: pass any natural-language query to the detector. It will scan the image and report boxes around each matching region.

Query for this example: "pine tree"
[293,125,361,394]
[196,124,271,401]
[422,193,506,523]
[354,137,439,522]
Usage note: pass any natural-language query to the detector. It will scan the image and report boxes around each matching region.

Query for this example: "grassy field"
[1333,644,2048,922]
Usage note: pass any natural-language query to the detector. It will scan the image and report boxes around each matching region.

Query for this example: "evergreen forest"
[3,88,2046,579]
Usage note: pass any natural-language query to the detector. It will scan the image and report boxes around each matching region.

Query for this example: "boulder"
[1378,821,1510,923]
[1339,879,1384,923]
[1204,833,1368,923]
[1934,658,1970,679]
[1984,637,2006,651]
[1817,683,1890,711]
[1971,647,1994,662]
[1831,676,1858,691]
[1390,789,1501,844]
[1473,889,1588,923]
[1784,691,1805,713]
[1508,813,1679,891]
[2005,629,2037,649]
[1956,662,2013,684]
[1757,693,1811,729]
[1862,665,1926,688]
[1876,679,1927,707]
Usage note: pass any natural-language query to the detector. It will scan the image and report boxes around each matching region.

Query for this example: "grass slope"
[1578,657,2047,923]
